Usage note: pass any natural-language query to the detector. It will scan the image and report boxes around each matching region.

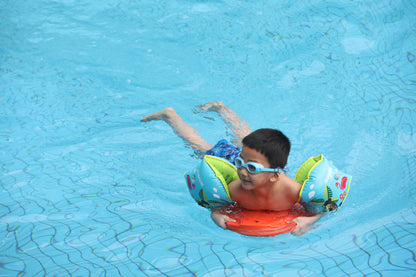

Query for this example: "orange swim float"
[222,203,308,236]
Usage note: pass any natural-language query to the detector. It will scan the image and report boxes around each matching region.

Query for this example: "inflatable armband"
[185,154,352,236]
[295,155,352,213]
[185,155,238,208]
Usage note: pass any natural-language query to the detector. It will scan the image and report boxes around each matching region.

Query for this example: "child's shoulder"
[228,179,241,194]
[227,179,248,202]
[280,174,302,194]
[272,175,301,207]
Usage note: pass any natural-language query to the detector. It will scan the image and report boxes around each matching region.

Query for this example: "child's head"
[242,128,290,169]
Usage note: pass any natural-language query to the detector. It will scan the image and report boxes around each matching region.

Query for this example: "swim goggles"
[235,156,283,174]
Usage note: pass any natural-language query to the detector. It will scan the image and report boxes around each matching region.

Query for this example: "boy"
[141,101,323,235]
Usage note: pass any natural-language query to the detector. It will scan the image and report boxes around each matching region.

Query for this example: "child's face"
[237,146,276,190]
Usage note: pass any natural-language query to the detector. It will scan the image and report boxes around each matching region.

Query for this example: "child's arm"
[210,179,240,229]
[290,213,325,236]
[210,209,236,229]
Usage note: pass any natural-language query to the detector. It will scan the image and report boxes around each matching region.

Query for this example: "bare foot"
[141,107,177,122]
[195,101,225,113]
[140,106,212,152]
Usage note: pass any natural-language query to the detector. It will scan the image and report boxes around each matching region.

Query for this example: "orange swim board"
[223,203,308,236]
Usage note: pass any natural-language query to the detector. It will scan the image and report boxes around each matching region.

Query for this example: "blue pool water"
[1,0,416,276]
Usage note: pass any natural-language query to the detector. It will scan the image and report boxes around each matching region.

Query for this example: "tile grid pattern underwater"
[1,0,416,276]
[1,159,416,276]
[1,201,416,276]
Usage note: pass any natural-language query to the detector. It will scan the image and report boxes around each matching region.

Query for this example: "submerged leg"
[141,107,212,152]
[198,101,251,147]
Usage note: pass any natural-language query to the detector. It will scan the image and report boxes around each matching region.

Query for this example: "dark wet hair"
[242,128,291,168]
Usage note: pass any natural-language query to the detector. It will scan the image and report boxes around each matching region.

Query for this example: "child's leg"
[141,107,212,152]
[198,101,251,147]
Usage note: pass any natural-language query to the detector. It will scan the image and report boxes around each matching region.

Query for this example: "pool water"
[1,0,416,276]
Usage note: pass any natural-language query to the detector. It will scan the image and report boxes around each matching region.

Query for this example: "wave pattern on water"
[1,0,416,275]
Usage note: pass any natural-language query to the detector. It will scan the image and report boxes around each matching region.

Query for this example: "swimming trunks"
[205,139,241,164]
